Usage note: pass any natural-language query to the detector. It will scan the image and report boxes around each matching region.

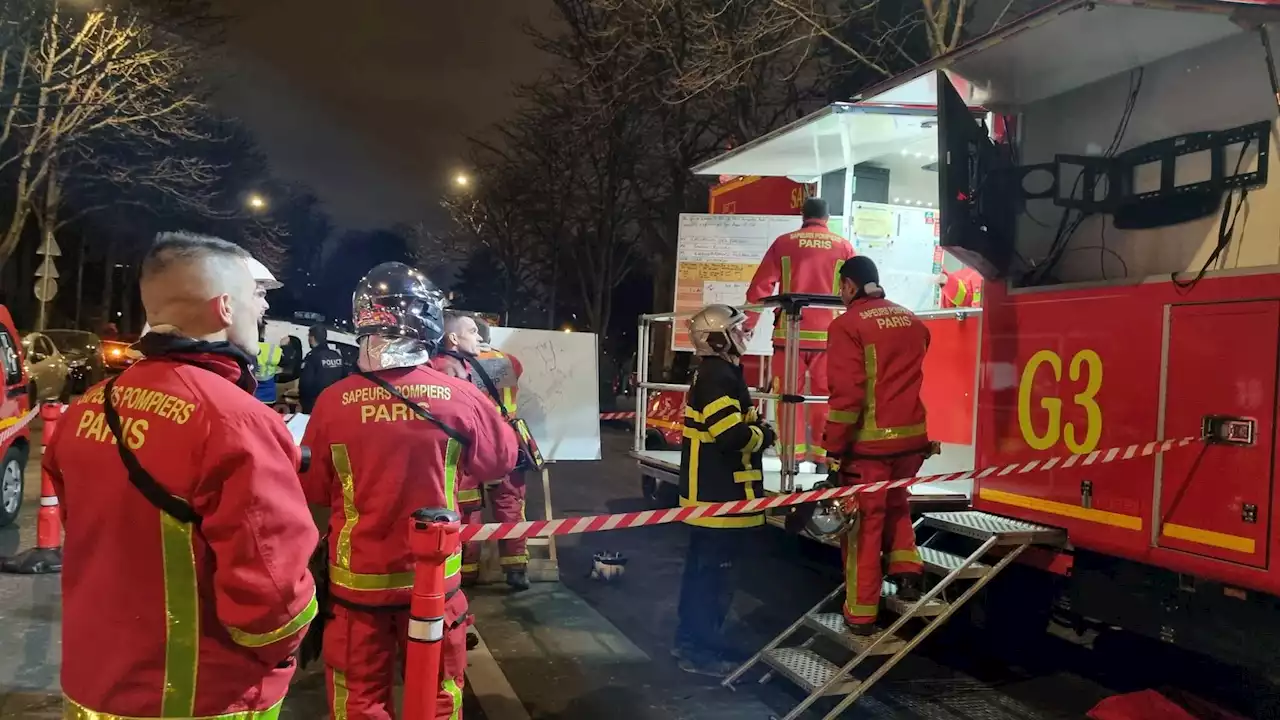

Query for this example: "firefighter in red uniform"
[45,232,318,718]
[432,312,532,591]
[430,311,484,587]
[746,197,855,465]
[302,263,519,720]
[939,264,983,308]
[472,319,530,591]
[823,256,929,634]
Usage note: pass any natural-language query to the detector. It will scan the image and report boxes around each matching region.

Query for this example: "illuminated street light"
[453,173,470,188]
[247,193,268,211]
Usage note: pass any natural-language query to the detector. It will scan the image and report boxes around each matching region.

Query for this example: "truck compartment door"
[1158,301,1277,568]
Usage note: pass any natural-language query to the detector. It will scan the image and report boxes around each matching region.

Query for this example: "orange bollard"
[404,507,461,720]
[1,402,65,574]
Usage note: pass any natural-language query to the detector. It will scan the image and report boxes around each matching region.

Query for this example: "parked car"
[0,308,33,527]
[42,330,104,393]
[21,333,70,404]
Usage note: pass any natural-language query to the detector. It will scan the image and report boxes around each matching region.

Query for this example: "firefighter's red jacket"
[45,353,318,718]
[822,294,931,459]
[941,266,983,308]
[429,352,470,382]
[746,218,855,350]
[301,364,518,609]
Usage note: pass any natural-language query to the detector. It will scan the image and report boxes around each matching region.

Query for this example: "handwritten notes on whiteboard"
[674,214,802,355]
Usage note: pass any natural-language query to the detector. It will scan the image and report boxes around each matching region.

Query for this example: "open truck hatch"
[855,0,1280,111]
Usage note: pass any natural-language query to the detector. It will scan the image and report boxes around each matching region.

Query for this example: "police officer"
[823,256,930,634]
[302,263,519,720]
[299,324,347,413]
[674,304,777,677]
[45,231,318,718]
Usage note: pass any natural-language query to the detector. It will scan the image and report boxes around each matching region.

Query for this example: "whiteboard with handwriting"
[674,213,807,355]
[488,327,601,461]
[283,329,601,461]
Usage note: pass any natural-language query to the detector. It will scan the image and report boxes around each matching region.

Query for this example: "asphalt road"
[0,420,1270,719]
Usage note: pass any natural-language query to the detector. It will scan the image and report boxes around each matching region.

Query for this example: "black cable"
[1067,242,1129,279]
[1171,139,1252,292]
[1031,68,1144,285]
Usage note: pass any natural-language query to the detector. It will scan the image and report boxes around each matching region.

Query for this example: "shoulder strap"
[358,370,471,447]
[103,376,201,525]
[444,351,509,419]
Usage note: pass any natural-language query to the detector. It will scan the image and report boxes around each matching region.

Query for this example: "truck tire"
[644,429,669,451]
[0,445,27,528]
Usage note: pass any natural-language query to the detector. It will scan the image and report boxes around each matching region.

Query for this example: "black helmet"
[352,262,445,348]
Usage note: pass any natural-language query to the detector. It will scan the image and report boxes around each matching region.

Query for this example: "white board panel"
[847,201,942,311]
[488,327,601,462]
[673,213,807,355]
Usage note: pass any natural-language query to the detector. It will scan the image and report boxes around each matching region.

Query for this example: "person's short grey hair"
[140,231,251,282]
[443,309,472,334]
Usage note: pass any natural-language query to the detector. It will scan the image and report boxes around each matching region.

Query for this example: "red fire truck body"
[977,272,1280,592]
[673,0,1280,678]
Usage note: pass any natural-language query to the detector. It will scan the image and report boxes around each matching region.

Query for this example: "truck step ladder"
[723,511,1066,720]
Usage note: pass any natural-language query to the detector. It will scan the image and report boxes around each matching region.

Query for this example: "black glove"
[757,422,777,450]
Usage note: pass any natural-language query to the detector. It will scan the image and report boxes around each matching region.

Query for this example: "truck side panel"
[975,272,1280,594]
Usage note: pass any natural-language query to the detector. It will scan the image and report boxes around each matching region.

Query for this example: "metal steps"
[922,511,1066,545]
[920,546,991,579]
[724,510,1068,720]
[803,613,906,655]
[760,647,862,696]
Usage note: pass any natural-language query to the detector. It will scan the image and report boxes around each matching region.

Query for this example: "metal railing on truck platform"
[633,294,980,492]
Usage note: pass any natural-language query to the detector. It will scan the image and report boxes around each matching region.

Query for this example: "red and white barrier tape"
[0,407,40,446]
[461,435,1202,542]
[600,411,637,421]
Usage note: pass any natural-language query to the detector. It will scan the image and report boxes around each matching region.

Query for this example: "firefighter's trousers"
[770,348,828,462]
[460,501,483,585]
[325,603,468,719]
[839,455,924,627]
[491,471,528,571]
[459,473,528,583]
[675,526,755,658]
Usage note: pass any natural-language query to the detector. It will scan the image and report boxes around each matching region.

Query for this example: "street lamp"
[247,193,268,211]
[453,173,470,189]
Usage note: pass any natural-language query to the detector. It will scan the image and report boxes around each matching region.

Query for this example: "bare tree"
[0,1,210,268]
[585,0,1003,105]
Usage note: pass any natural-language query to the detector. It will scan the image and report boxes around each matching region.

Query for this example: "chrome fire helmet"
[688,304,749,360]
[352,262,446,350]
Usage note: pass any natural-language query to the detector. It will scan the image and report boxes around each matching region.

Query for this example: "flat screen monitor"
[937,71,1015,279]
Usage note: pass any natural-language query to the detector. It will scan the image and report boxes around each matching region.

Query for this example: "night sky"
[209,1,555,229]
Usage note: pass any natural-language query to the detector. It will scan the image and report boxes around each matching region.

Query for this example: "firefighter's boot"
[891,572,924,602]
[846,621,880,637]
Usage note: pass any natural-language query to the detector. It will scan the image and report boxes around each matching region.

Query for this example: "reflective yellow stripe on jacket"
[160,513,199,716]
[682,395,763,529]
[63,695,285,720]
[330,441,463,593]
[855,344,927,442]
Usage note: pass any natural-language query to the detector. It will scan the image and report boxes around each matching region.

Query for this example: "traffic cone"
[1,403,65,574]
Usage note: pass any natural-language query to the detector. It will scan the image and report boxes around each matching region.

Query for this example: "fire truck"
[636,0,1280,715]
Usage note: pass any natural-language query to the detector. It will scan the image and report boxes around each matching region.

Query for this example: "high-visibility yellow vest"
[255,342,282,381]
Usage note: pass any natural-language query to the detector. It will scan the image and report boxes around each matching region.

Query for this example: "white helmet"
[688,304,748,359]
[248,256,282,290]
